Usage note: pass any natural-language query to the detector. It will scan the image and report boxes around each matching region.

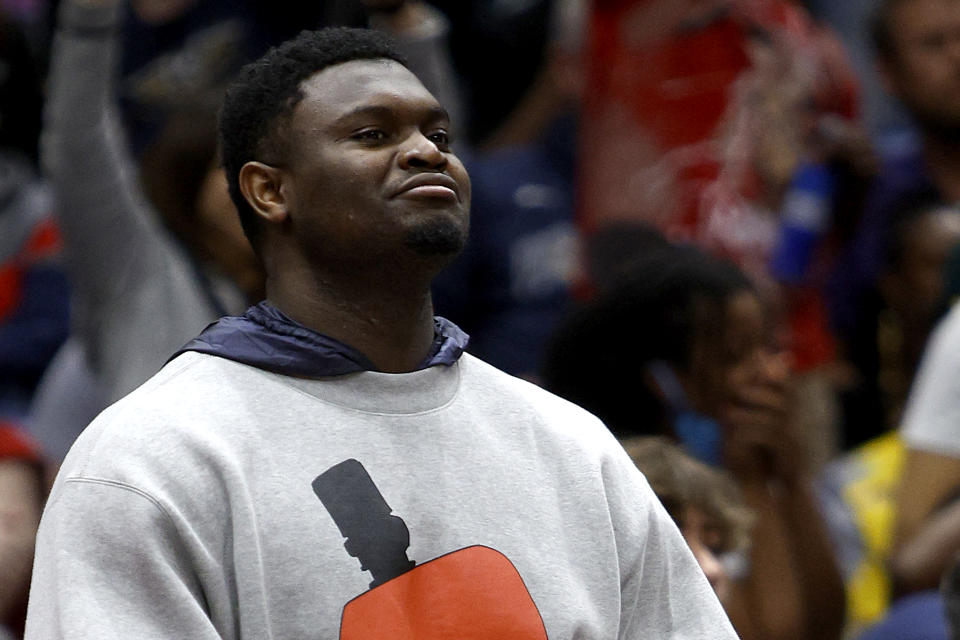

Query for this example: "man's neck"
[922,133,960,202]
[265,265,438,374]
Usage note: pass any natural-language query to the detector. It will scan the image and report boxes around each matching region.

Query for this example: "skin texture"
[239,59,470,372]
[685,292,776,427]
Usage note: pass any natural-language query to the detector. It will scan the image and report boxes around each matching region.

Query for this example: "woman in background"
[544,237,846,639]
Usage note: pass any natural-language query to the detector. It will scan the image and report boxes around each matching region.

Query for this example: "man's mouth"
[393,174,460,201]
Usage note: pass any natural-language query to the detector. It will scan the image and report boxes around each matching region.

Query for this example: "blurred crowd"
[3,0,960,638]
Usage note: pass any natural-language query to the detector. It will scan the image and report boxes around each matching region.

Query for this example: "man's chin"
[403,217,468,258]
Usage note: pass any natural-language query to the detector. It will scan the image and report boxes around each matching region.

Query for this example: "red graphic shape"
[339,545,548,640]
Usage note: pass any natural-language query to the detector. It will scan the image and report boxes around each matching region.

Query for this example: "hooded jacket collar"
[173,301,469,377]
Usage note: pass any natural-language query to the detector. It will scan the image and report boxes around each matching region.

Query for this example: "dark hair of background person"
[0,15,43,166]
[870,0,915,61]
[542,242,753,437]
[583,222,678,295]
[217,26,408,246]
[140,106,267,302]
[140,109,219,263]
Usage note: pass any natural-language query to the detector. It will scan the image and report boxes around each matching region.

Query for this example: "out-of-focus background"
[3,0,960,638]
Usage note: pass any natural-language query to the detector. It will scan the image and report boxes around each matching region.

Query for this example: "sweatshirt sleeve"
[601,447,740,639]
[25,478,222,640]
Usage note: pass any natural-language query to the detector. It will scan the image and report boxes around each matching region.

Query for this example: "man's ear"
[238,161,290,224]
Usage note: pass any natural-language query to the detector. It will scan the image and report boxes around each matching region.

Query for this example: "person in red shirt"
[578,0,869,383]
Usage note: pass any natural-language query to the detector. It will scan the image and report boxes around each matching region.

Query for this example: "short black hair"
[542,243,753,437]
[218,27,407,245]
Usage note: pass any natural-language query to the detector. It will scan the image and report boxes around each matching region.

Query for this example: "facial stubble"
[402,214,468,257]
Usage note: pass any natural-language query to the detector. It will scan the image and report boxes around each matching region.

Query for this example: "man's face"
[883,0,960,134]
[279,59,470,271]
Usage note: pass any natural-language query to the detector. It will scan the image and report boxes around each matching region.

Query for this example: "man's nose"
[398,132,447,170]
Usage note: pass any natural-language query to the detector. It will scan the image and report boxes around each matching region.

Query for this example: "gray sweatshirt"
[26,351,738,639]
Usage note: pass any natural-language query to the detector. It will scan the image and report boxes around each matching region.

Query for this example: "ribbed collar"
[172,301,469,377]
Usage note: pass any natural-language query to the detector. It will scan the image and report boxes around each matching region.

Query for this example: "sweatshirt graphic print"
[313,459,548,639]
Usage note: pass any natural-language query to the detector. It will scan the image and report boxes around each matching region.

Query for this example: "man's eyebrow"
[331,103,451,127]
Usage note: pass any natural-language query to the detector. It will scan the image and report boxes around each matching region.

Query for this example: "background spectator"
[893,301,960,596]
[544,239,846,639]
[620,437,752,611]
[840,190,960,447]
[830,0,960,424]
[570,0,875,470]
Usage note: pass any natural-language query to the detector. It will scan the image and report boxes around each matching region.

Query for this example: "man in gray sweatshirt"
[26,26,738,639]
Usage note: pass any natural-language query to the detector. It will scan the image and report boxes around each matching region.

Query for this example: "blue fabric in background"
[856,591,949,640]
[432,117,576,378]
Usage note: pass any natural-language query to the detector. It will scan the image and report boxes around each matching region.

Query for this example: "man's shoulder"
[456,353,616,445]
[106,350,264,413]
[59,352,267,478]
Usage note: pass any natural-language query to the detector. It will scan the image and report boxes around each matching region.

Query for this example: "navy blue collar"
[172,301,470,377]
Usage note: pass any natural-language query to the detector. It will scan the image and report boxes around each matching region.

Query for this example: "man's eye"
[352,129,388,142]
[428,130,451,148]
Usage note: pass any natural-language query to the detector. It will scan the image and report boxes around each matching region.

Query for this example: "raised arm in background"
[42,0,230,405]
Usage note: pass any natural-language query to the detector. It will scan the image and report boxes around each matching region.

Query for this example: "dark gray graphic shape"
[312,458,416,588]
